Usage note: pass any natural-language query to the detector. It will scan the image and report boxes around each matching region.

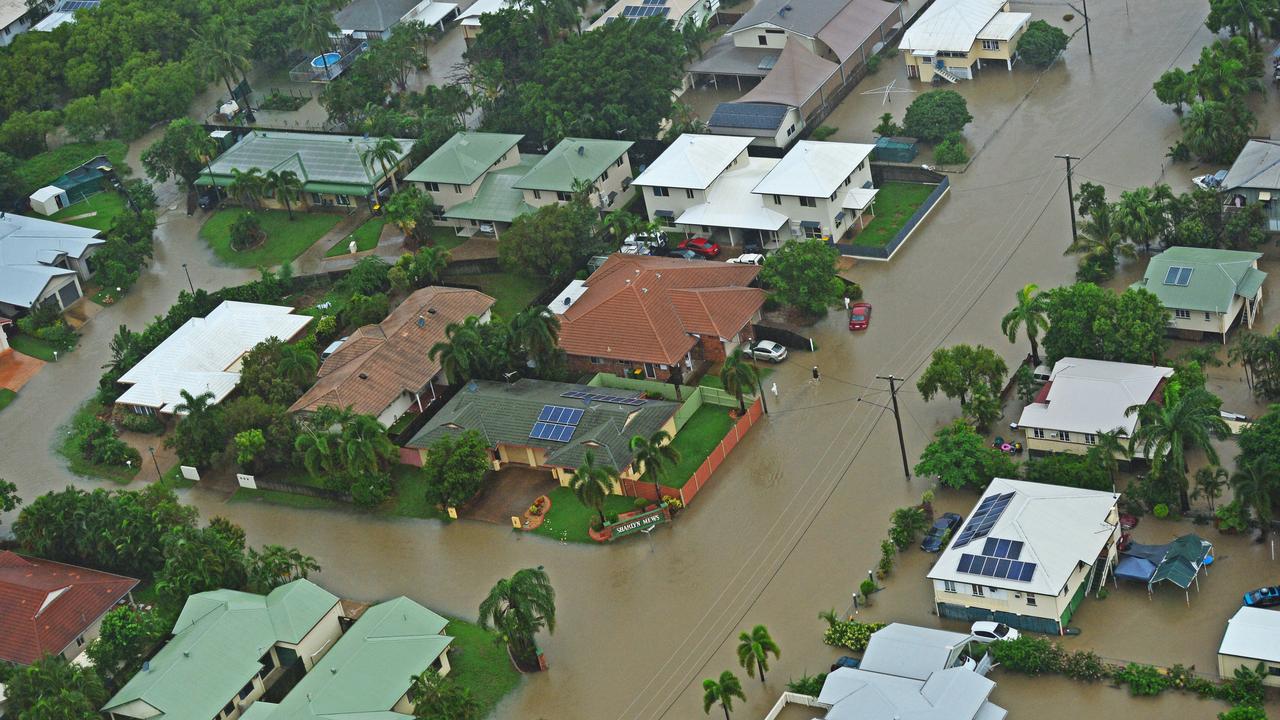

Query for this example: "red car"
[677,237,720,258]
[848,302,872,330]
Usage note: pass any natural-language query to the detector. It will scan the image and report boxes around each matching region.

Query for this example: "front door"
[643,363,657,379]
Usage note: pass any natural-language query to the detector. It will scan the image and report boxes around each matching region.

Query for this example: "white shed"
[29,185,68,216]
[1218,606,1280,687]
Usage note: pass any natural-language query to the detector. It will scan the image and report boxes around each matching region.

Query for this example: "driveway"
[463,467,559,525]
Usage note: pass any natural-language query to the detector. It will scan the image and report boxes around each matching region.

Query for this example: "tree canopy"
[916,344,1007,408]
[1016,20,1069,67]
[914,421,1019,490]
[758,238,844,316]
[902,90,973,143]
[498,199,603,280]
[422,430,492,508]
[1041,284,1170,364]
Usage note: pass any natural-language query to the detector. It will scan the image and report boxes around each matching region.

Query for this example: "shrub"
[987,636,1065,675]
[34,320,78,352]
[1216,500,1249,532]
[1113,663,1170,696]
[934,135,969,165]
[118,413,163,435]
[823,620,885,652]
[877,539,895,575]
[230,213,264,251]
[74,415,142,468]
[866,54,882,73]
[888,506,928,550]
[1219,707,1268,720]
[787,672,827,696]
[350,471,392,507]
[1153,503,1170,518]
[811,126,839,141]
[859,578,877,600]
[1061,650,1109,682]
[843,280,863,301]
[1017,19,1069,67]
[1216,663,1266,707]
[903,90,973,143]
[874,112,903,137]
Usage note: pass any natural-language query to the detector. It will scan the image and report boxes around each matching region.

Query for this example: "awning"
[800,220,821,229]
[194,176,232,187]
[655,209,675,218]
[843,187,879,211]
[304,181,372,196]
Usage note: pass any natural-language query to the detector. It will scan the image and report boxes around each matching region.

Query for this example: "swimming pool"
[310,52,341,69]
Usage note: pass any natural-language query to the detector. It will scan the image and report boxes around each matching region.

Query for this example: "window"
[758,34,768,45]
[1032,427,1045,439]
[1204,312,1212,321]
[799,196,817,208]
[1056,430,1071,442]
[1175,308,1191,319]
[835,217,842,229]
[75,635,85,646]
[335,194,351,206]
[556,191,572,202]
[982,39,999,50]
[223,702,235,717]
[653,186,669,197]
[971,584,985,597]
[1083,433,1097,445]
[1025,593,1037,606]
[829,191,837,201]
[772,194,782,205]
[943,580,957,593]
[856,160,865,172]
[452,184,462,193]
[786,124,796,136]
[686,188,695,199]
[238,682,254,700]
[1269,666,1280,677]
[310,192,325,204]
[600,169,609,182]
[590,357,603,364]
[615,156,624,167]
[533,190,541,199]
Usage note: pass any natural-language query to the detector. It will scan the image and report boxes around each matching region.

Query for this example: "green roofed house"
[195,131,414,212]
[102,579,344,720]
[405,378,679,490]
[1132,246,1266,343]
[513,137,634,212]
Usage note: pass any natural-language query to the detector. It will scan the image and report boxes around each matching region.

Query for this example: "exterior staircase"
[932,65,960,83]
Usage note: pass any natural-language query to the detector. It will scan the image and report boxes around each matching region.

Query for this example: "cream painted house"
[1219,607,1280,687]
[404,132,524,218]
[927,478,1121,635]
[1132,246,1266,343]
[751,140,877,241]
[899,0,1030,82]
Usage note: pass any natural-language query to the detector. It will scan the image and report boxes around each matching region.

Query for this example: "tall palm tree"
[736,625,780,685]
[1065,203,1136,267]
[1114,186,1166,254]
[702,671,746,720]
[339,414,396,477]
[297,0,339,80]
[479,566,556,662]
[411,245,451,287]
[721,346,760,414]
[174,389,216,419]
[629,430,680,505]
[603,209,645,245]
[228,168,265,210]
[1230,457,1277,539]
[429,319,483,384]
[102,325,138,374]
[1126,387,1231,511]
[509,305,561,369]
[1192,465,1229,513]
[362,136,404,193]
[264,170,304,220]
[1092,428,1130,492]
[192,17,252,101]
[294,405,355,477]
[999,283,1049,365]
[278,342,320,385]
[570,451,616,525]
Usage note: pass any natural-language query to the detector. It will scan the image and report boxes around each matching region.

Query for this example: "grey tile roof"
[1223,139,1280,191]
[730,0,851,38]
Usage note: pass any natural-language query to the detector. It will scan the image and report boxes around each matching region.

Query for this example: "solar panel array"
[538,405,584,425]
[560,390,646,406]
[530,422,575,442]
[642,0,668,5]
[709,102,789,131]
[982,537,1024,559]
[59,0,100,10]
[620,5,670,17]
[952,492,1016,548]
[1163,266,1193,286]
[957,553,1037,582]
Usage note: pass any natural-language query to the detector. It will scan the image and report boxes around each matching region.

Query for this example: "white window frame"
[1083,433,1097,445]
[971,584,985,598]
[1056,430,1071,442]
[1175,308,1192,319]
[1032,427,1045,439]
[653,186,669,197]
[943,580,957,593]
[1026,592,1037,606]
[981,39,999,50]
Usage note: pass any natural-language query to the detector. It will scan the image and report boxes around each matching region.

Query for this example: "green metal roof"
[103,580,340,718]
[194,175,232,187]
[442,155,542,223]
[513,137,633,192]
[235,597,451,720]
[406,378,679,471]
[1132,246,1266,313]
[303,181,373,196]
[204,131,412,190]
[404,132,524,185]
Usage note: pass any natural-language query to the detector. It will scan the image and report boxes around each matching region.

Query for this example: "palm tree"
[411,245,451,287]
[228,168,265,210]
[509,305,561,369]
[603,209,645,245]
[1114,186,1166,254]
[721,346,760,414]
[1192,465,1229,513]
[339,414,396,477]
[702,671,746,720]
[174,389,216,419]
[680,15,713,59]
[478,566,556,662]
[1126,387,1231,511]
[1092,428,1130,492]
[429,319,483,384]
[1065,203,1136,267]
[192,17,252,101]
[629,430,680,505]
[736,625,780,685]
[297,0,339,80]
[999,283,1049,365]
[278,342,320,385]
[264,170,304,220]
[570,451,616,525]
[362,136,404,193]
[102,325,138,374]
[295,422,339,477]
[1230,457,1277,539]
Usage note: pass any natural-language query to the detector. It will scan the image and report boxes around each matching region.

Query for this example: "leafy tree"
[721,346,760,413]
[264,169,304,220]
[234,428,267,468]
[1206,0,1274,40]
[933,131,969,165]
[1192,465,1228,513]
[630,430,680,503]
[385,186,436,242]
[154,521,249,605]
[342,292,391,328]
[239,337,311,405]
[408,668,481,720]
[1022,450,1111,491]
[0,477,20,513]
[498,199,601,280]
[1231,457,1277,539]
[1016,20,1068,67]
[422,430,492,508]
[570,451,617,525]
[363,136,404,193]
[736,625,780,684]
[245,545,320,593]
[143,118,218,191]
[3,655,107,720]
[192,16,252,100]
[1181,100,1256,163]
[702,670,746,719]
[963,382,1002,431]
[916,344,1007,407]
[902,90,972,143]
[914,420,1019,490]
[366,21,432,94]
[0,109,61,158]
[1041,284,1169,364]
[1000,283,1049,364]
[758,238,843,316]
[167,390,228,468]
[478,566,556,663]
[86,606,166,689]
[1231,332,1280,398]
[394,245,451,290]
[1154,68,1193,113]
[1126,387,1230,511]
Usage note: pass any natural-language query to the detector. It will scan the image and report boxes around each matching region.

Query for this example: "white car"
[749,340,788,363]
[478,222,496,235]
[621,232,668,255]
[728,253,765,265]
[970,621,1020,643]
[1192,170,1228,191]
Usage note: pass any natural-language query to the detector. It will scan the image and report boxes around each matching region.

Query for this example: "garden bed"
[848,182,936,248]
[201,209,341,267]
[531,487,637,543]
[325,217,386,257]
[0,388,14,412]
[56,400,139,484]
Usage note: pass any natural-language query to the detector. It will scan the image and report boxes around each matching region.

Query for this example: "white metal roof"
[818,666,1005,720]
[1220,606,1280,662]
[1017,357,1173,437]
[899,0,1008,53]
[632,134,753,190]
[676,156,789,231]
[859,624,970,681]
[751,140,875,198]
[976,11,1030,41]
[29,186,64,203]
[927,478,1119,596]
[457,0,508,24]
[549,279,589,314]
[0,213,103,309]
[116,302,312,413]
[843,186,879,210]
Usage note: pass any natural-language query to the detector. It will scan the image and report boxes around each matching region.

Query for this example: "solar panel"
[952,492,1016,548]
[642,0,667,5]
[1163,266,1193,286]
[1178,267,1193,285]
[537,405,584,425]
[529,422,576,443]
[559,391,646,406]
[621,5,643,16]
[958,554,1037,582]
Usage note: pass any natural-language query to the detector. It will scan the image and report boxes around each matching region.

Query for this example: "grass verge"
[0,388,15,412]
[464,273,549,320]
[48,191,127,231]
[56,399,139,484]
[666,405,736,489]
[850,182,936,248]
[325,217,386,257]
[201,208,341,267]
[443,616,522,715]
[532,487,638,543]
[155,464,196,491]
[229,488,348,510]
[10,333,70,361]
[386,464,446,520]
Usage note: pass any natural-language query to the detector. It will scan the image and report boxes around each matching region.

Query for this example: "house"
[1017,357,1173,458]
[290,287,495,427]
[195,131,414,211]
[457,0,511,45]
[764,623,1005,720]
[405,378,679,487]
[29,0,101,31]
[333,0,457,39]
[234,597,453,720]
[705,102,804,149]
[1132,246,1266,342]
[751,140,877,241]
[589,0,718,31]
[898,0,1030,82]
[554,254,766,380]
[115,301,312,417]
[1221,139,1280,232]
[0,551,138,666]
[1218,607,1280,688]
[0,212,103,317]
[0,0,35,47]
[928,478,1121,635]
[513,137,634,214]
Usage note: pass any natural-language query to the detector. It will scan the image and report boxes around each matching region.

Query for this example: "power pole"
[1055,154,1080,241]
[875,374,911,480]
[1081,0,1092,55]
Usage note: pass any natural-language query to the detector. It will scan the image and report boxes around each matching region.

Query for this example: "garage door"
[56,280,81,309]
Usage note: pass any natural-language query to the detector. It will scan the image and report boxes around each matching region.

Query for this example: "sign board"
[236,474,256,489]
[180,466,200,482]
[607,505,670,540]
[511,516,523,529]
[447,507,458,519]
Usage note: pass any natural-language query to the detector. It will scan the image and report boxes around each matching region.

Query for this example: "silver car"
[749,340,788,363]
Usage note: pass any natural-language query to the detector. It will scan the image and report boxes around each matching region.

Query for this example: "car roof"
[757,339,780,347]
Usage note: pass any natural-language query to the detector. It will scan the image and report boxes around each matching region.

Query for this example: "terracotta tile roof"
[289,287,495,417]
[558,255,765,365]
[0,551,138,665]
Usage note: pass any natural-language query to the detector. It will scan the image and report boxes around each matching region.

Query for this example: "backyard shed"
[1218,606,1280,687]
[28,186,68,216]
[873,136,918,163]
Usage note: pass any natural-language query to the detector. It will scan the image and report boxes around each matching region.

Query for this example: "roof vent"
[330,667,338,674]
[417,316,426,328]
[427,308,437,314]
[143,661,151,672]
[577,145,585,156]
[358,373,369,380]
[503,371,519,385]
[563,297,571,306]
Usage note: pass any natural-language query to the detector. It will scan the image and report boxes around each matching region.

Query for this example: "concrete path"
[293,211,367,274]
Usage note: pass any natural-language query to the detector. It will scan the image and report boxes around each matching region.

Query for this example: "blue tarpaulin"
[1115,556,1157,582]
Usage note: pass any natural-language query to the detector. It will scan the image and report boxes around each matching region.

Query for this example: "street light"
[147,446,162,480]
[181,263,194,294]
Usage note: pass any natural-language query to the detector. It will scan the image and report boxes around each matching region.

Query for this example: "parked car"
[749,340,788,363]
[665,247,703,260]
[743,236,765,254]
[1119,513,1139,531]
[621,232,668,255]
[727,253,765,265]
[920,512,963,552]
[479,222,496,235]
[321,336,349,361]
[1243,585,1280,608]
[830,656,861,672]
[848,302,872,331]
[970,622,1020,643]
[1192,169,1228,191]
[678,237,721,258]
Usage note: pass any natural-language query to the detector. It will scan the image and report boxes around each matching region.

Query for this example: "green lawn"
[14,141,129,194]
[533,487,638,543]
[201,209,341,267]
[325,217,386,257]
[10,333,70,361]
[425,226,467,251]
[0,389,15,413]
[56,400,139,484]
[465,273,549,319]
[229,488,347,510]
[385,464,446,520]
[48,192,127,231]
[156,464,196,491]
[443,616,523,715]
[852,182,937,248]
[666,405,737,489]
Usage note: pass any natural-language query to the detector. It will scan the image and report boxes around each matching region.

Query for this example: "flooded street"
[3,0,1280,717]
